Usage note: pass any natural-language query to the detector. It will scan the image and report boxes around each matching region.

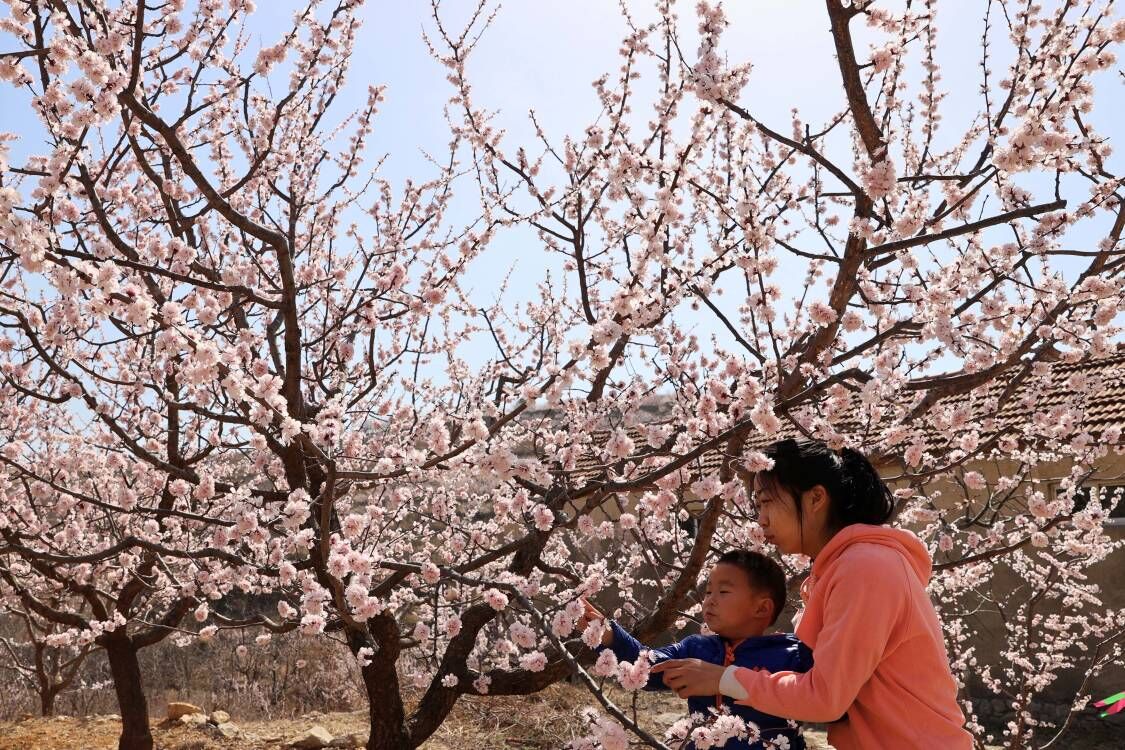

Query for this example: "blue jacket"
[600,621,813,750]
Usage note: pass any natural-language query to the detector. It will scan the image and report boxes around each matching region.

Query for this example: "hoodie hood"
[812,523,932,586]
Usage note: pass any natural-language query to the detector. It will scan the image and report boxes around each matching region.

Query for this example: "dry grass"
[12,688,1121,750]
[0,684,836,750]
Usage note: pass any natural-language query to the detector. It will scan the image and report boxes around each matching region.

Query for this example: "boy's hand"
[575,598,614,646]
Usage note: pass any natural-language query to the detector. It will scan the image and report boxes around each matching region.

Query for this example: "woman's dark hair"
[757,439,894,531]
[716,549,788,626]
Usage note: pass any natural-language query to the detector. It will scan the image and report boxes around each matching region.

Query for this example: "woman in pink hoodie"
[651,439,974,749]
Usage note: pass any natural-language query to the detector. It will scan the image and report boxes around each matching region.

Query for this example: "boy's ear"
[754,592,775,621]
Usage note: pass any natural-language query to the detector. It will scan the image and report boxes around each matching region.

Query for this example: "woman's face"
[752,474,806,556]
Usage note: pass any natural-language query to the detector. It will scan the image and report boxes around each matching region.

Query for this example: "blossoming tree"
[0,589,94,717]
[0,1,1123,749]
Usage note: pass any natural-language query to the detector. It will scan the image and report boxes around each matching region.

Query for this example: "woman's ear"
[803,484,832,522]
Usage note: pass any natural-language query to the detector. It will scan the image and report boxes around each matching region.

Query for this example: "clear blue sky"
[2,1,1121,381]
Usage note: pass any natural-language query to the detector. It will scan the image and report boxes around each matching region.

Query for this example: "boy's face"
[702,562,773,640]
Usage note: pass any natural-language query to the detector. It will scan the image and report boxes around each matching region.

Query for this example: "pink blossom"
[593,716,629,750]
[551,610,575,637]
[690,474,722,499]
[808,301,838,326]
[342,513,367,540]
[616,652,651,691]
[509,622,537,649]
[300,614,326,635]
[964,471,987,491]
[464,417,490,441]
[593,649,618,677]
[862,159,897,199]
[582,619,608,649]
[605,429,635,459]
[484,588,508,611]
[592,319,622,344]
[1028,493,1052,519]
[253,43,286,76]
[421,562,441,584]
[518,650,547,672]
[750,403,781,435]
[279,417,302,445]
[532,504,554,531]
[327,552,349,580]
[871,45,895,72]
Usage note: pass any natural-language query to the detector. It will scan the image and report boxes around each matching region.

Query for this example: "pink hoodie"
[733,524,973,749]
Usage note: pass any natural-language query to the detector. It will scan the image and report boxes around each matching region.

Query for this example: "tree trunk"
[361,659,412,750]
[34,651,57,717]
[103,634,154,750]
[39,688,56,717]
[352,621,412,750]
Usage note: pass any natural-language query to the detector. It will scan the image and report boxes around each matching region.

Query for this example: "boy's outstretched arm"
[579,599,695,692]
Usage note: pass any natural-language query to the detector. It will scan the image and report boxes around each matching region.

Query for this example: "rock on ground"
[328,732,367,748]
[212,721,240,739]
[166,702,205,720]
[288,724,336,749]
[178,712,209,727]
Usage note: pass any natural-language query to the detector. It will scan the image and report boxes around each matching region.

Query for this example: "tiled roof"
[994,352,1125,435]
[560,351,1125,488]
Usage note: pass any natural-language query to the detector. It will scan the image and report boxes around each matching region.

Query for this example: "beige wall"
[903,455,1125,705]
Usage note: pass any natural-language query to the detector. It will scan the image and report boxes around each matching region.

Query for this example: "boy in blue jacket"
[583,550,812,750]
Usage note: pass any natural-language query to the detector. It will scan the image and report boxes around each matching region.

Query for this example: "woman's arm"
[655,549,909,722]
[735,550,909,721]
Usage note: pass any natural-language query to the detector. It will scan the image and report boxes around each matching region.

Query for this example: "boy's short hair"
[716,549,788,626]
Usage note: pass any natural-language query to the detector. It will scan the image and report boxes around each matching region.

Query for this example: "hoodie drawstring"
[717,638,746,709]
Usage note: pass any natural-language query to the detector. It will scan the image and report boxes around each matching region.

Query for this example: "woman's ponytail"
[759,439,895,530]
[834,446,894,526]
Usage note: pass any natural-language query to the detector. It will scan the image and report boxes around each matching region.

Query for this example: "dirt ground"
[0,686,836,750]
[2,682,1118,749]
